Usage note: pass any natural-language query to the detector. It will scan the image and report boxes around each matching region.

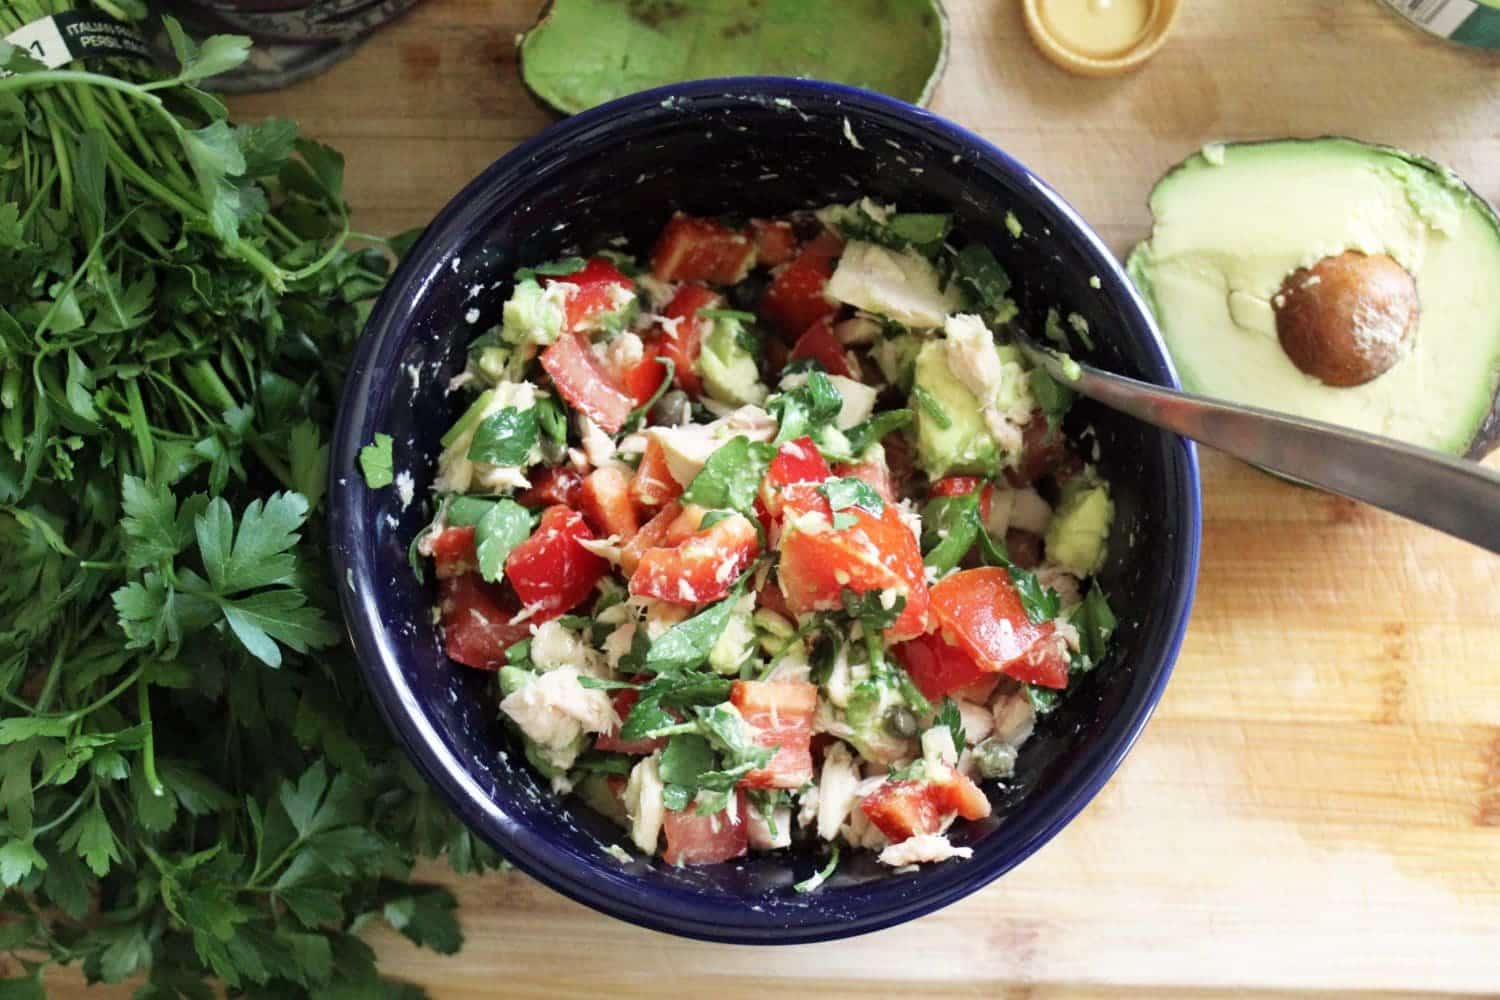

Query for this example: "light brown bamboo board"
[49,0,1500,996]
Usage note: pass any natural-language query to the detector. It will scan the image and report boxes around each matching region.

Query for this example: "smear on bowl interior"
[404,201,1119,879]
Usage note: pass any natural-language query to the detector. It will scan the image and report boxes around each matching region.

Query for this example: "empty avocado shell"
[518,0,950,115]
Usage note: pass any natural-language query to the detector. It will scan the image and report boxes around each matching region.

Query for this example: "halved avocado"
[1127,138,1500,459]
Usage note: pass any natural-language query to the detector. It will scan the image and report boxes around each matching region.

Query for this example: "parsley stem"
[137,682,163,796]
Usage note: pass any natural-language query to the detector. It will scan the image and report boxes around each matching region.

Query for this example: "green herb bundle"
[0,5,498,995]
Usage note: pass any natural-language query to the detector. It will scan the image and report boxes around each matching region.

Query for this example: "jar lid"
[1022,0,1181,77]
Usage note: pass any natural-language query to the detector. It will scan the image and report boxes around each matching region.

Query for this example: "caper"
[650,389,691,426]
[972,738,1017,779]
[884,706,918,738]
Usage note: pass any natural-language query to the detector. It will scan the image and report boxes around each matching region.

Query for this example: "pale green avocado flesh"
[1127,138,1500,459]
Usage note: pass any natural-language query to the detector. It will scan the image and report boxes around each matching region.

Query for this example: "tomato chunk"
[517,466,584,509]
[758,436,831,518]
[579,467,640,540]
[859,762,990,843]
[788,317,853,377]
[429,526,477,579]
[546,257,635,333]
[776,485,929,640]
[540,331,636,434]
[630,509,760,606]
[731,680,818,790]
[618,341,669,409]
[505,505,608,618]
[620,500,682,577]
[662,790,749,866]
[750,218,798,267]
[759,235,842,336]
[593,689,667,755]
[860,781,943,843]
[651,214,756,285]
[925,761,991,821]
[438,573,530,669]
[894,631,991,701]
[630,437,683,511]
[928,567,1068,689]
[655,284,720,398]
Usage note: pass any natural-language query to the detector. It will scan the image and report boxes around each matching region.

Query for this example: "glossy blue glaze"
[329,78,1201,944]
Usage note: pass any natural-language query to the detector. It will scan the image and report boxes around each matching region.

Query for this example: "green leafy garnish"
[844,409,913,457]
[820,476,885,515]
[1029,367,1075,432]
[697,307,756,322]
[0,21,504,991]
[468,406,539,466]
[770,369,845,445]
[1069,582,1118,672]
[514,256,587,283]
[643,587,744,673]
[911,385,951,429]
[954,243,1012,314]
[681,436,776,513]
[358,434,395,489]
[475,500,535,582]
[793,845,840,894]
[935,697,965,750]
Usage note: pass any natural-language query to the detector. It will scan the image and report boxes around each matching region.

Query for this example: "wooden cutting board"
[49,1,1500,996]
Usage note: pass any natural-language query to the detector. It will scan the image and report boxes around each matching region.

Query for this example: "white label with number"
[5,16,71,69]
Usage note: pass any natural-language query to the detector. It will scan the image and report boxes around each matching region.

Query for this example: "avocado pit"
[1272,251,1419,388]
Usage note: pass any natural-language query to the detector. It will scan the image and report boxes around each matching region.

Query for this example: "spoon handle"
[1052,357,1500,555]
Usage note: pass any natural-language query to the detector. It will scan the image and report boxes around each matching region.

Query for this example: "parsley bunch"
[0,9,497,996]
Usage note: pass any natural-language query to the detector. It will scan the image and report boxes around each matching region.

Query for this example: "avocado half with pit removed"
[1127,138,1500,460]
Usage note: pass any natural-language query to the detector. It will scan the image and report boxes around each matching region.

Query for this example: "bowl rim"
[330,75,1202,945]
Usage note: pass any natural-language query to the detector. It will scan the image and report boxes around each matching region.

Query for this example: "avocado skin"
[1128,136,1500,462]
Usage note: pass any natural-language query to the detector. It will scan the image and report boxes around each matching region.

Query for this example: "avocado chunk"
[1045,482,1113,576]
[912,340,998,477]
[1127,138,1500,459]
[698,317,767,406]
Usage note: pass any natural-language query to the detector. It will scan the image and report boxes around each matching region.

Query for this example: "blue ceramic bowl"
[330,78,1200,944]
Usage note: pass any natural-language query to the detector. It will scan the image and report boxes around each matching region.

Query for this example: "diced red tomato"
[859,762,991,843]
[758,436,831,518]
[1004,410,1069,487]
[438,573,530,669]
[756,578,793,620]
[759,243,839,337]
[630,438,683,511]
[579,467,640,540]
[929,567,1068,689]
[925,761,992,821]
[630,509,760,606]
[618,342,669,409]
[833,457,896,505]
[894,631,991,701]
[860,780,943,843]
[788,317,853,376]
[517,466,584,509]
[776,485,929,640]
[662,790,749,866]
[429,526,477,579]
[749,218,798,267]
[505,505,608,618]
[620,500,683,578]
[593,689,666,755]
[540,332,636,434]
[731,680,818,790]
[651,214,756,285]
[546,257,635,333]
[655,284,721,397]
[928,476,994,521]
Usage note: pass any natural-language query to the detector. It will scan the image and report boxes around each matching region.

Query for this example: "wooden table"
[55,1,1500,996]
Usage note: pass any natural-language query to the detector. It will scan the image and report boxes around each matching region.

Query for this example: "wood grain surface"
[48,0,1500,996]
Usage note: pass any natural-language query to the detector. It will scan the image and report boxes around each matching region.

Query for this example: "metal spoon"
[1016,335,1500,555]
